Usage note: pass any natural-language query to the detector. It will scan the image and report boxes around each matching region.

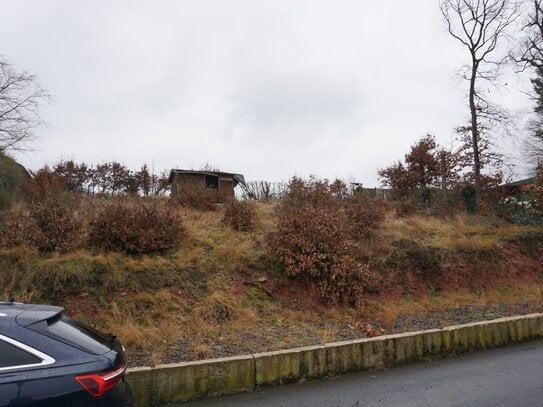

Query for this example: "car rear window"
[0,340,42,368]
[30,315,112,355]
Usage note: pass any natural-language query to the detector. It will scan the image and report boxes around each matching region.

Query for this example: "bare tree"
[440,0,520,183]
[513,1,543,165]
[523,65,543,164]
[515,0,543,69]
[240,181,287,201]
[0,56,49,152]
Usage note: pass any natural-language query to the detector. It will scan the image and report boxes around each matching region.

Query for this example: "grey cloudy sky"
[0,0,533,185]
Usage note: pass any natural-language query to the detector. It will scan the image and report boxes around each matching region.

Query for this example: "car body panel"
[0,302,133,407]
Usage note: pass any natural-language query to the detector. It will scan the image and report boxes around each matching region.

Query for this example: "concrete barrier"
[126,313,543,406]
[127,355,254,407]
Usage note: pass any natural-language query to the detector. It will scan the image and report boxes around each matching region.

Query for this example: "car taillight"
[75,364,126,398]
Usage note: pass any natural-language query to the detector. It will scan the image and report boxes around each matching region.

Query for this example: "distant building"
[350,183,391,200]
[500,177,536,200]
[168,169,245,202]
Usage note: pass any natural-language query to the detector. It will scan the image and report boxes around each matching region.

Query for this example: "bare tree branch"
[0,55,50,152]
[440,0,520,184]
[512,0,543,70]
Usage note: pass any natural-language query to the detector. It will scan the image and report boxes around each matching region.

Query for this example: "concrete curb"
[126,355,254,407]
[126,313,543,406]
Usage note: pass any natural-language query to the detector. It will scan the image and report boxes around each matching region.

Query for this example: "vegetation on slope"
[0,158,541,365]
[1,199,541,365]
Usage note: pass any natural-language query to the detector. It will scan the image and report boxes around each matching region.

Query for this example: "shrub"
[0,169,83,252]
[269,177,381,304]
[222,200,257,231]
[26,197,82,252]
[170,183,217,211]
[344,193,387,238]
[89,198,185,254]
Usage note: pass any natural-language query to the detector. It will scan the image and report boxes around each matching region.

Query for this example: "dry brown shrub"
[1,169,83,252]
[0,205,31,248]
[88,198,185,254]
[269,177,382,304]
[344,193,387,238]
[170,183,217,211]
[222,200,257,231]
[25,198,82,252]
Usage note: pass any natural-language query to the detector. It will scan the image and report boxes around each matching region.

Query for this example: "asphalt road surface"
[184,339,543,407]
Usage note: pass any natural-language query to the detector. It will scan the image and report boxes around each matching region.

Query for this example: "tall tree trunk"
[440,151,447,203]
[469,58,481,184]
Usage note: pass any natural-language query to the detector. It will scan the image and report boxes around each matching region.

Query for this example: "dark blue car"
[0,301,133,406]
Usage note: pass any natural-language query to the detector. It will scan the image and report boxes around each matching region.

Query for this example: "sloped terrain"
[1,203,542,366]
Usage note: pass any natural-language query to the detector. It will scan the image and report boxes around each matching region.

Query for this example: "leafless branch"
[440,0,520,183]
[0,56,50,152]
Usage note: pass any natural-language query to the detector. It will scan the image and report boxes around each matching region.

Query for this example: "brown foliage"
[379,135,442,196]
[344,193,387,238]
[1,168,83,252]
[23,168,68,202]
[88,198,185,254]
[170,183,217,211]
[26,198,82,252]
[269,177,384,304]
[222,200,257,231]
[379,132,510,213]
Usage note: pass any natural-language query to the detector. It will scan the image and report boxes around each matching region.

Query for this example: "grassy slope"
[1,203,542,366]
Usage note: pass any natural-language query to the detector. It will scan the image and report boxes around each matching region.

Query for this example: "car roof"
[0,303,64,329]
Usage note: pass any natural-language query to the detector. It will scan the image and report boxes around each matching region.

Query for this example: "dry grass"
[100,290,185,363]
[1,201,542,365]
[174,205,271,276]
[77,278,543,365]
[379,213,541,252]
[363,284,543,329]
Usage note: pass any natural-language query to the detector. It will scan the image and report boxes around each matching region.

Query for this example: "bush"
[344,193,387,238]
[27,198,82,252]
[0,170,82,252]
[89,198,185,254]
[222,200,257,231]
[269,177,381,304]
[170,183,217,211]
[0,199,82,252]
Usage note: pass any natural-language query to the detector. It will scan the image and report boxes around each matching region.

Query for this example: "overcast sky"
[0,0,534,185]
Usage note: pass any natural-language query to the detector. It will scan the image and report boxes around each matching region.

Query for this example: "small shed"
[501,177,536,199]
[168,169,245,201]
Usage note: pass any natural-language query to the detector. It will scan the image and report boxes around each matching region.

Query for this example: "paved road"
[184,340,543,407]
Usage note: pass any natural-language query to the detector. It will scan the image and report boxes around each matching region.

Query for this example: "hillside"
[1,202,542,366]
[0,153,30,209]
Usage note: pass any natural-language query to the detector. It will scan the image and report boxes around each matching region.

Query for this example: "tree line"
[36,160,170,196]
[1,0,543,202]
[439,0,543,171]
[377,0,543,213]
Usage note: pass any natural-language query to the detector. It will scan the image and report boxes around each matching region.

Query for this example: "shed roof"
[502,177,536,188]
[168,169,246,186]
